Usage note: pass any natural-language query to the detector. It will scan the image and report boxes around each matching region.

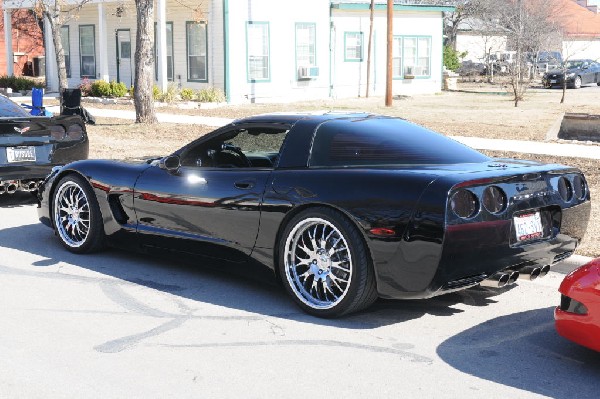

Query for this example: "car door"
[133,125,289,263]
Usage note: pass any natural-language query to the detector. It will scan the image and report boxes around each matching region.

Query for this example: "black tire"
[573,76,582,89]
[52,174,105,253]
[278,207,378,318]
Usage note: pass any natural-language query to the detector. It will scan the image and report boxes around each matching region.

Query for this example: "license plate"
[514,212,543,242]
[550,79,557,84]
[6,146,36,162]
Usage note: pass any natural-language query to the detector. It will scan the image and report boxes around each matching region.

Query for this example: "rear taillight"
[482,186,507,214]
[451,189,479,219]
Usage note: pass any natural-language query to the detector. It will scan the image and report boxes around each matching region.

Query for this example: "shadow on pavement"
[437,307,600,399]
[1,221,515,329]
[0,191,37,207]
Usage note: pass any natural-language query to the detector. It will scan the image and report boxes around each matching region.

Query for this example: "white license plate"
[6,146,36,162]
[550,79,557,84]
[514,212,544,242]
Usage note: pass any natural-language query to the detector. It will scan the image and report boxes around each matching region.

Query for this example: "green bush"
[180,88,195,101]
[152,85,162,100]
[0,75,43,91]
[91,80,111,97]
[128,85,134,97]
[109,80,128,97]
[443,45,467,72]
[197,87,225,103]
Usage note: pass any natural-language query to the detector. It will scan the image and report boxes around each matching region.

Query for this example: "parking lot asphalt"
[1,192,599,398]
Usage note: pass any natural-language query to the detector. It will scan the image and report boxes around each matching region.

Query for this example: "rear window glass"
[0,94,30,117]
[310,117,490,167]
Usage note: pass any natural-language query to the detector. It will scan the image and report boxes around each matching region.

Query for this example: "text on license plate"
[6,146,36,162]
[514,212,543,241]
[550,79,557,84]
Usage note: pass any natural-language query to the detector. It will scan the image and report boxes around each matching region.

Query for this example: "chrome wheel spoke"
[53,181,92,248]
[284,217,353,310]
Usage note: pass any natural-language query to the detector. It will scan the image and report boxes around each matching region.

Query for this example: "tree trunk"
[133,0,157,124]
[44,12,68,93]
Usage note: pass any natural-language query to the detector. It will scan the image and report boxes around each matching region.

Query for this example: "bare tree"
[31,1,92,92]
[492,0,561,106]
[133,0,157,123]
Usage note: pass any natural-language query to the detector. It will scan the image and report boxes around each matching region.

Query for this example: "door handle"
[234,180,255,190]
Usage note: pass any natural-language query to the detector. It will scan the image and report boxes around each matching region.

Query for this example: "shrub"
[0,75,43,91]
[197,87,225,103]
[91,80,111,97]
[161,83,179,103]
[79,78,92,96]
[443,45,467,72]
[128,85,134,97]
[109,80,128,97]
[152,85,162,100]
[180,88,195,101]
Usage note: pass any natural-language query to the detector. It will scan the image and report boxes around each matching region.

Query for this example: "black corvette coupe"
[37,112,591,317]
[542,59,600,89]
[0,93,88,195]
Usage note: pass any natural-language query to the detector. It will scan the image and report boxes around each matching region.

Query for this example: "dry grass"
[84,83,600,257]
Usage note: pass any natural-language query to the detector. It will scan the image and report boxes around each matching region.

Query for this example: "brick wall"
[0,7,44,76]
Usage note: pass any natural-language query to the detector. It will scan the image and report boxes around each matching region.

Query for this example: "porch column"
[3,8,13,76]
[43,17,58,91]
[156,0,168,92]
[97,3,109,81]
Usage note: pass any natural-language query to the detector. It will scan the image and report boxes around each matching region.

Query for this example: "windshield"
[0,94,31,117]
[565,60,586,69]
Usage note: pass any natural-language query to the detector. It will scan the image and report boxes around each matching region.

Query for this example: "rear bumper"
[374,201,590,300]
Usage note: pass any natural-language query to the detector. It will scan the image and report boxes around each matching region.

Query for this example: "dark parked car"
[37,112,591,317]
[555,258,600,352]
[542,59,600,89]
[0,93,88,195]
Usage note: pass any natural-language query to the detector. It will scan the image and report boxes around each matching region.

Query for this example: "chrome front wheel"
[53,175,104,253]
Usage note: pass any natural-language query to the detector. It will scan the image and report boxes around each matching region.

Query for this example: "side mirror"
[159,155,181,173]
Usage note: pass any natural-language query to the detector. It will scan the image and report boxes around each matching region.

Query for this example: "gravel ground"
[82,83,599,257]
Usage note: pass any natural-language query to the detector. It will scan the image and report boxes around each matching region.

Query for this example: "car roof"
[232,111,375,125]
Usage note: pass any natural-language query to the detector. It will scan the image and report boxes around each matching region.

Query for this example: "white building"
[2,0,452,103]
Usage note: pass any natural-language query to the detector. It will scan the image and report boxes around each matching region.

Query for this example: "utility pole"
[366,0,375,97]
[385,0,393,106]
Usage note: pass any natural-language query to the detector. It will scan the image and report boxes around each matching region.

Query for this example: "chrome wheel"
[54,180,91,248]
[284,217,353,310]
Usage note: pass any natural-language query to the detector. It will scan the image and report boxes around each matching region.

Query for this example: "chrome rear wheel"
[284,217,353,310]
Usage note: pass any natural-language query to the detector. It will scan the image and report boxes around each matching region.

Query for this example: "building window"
[403,36,431,77]
[344,32,363,62]
[295,22,316,69]
[392,36,402,78]
[246,22,270,82]
[186,21,207,82]
[61,26,71,78]
[79,25,96,78]
[155,22,174,81]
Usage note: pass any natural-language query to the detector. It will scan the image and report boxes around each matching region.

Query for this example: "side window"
[180,127,289,168]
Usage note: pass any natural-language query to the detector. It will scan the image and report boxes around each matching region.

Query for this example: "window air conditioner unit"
[298,66,319,80]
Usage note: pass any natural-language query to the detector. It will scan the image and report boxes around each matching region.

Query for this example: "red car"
[555,258,600,352]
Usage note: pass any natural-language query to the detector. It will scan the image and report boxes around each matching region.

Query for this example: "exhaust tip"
[508,271,520,284]
[5,183,17,194]
[539,265,551,278]
[517,266,541,281]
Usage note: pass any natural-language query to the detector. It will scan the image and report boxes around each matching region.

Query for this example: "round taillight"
[482,186,507,214]
[572,175,586,200]
[557,176,573,202]
[451,189,479,219]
